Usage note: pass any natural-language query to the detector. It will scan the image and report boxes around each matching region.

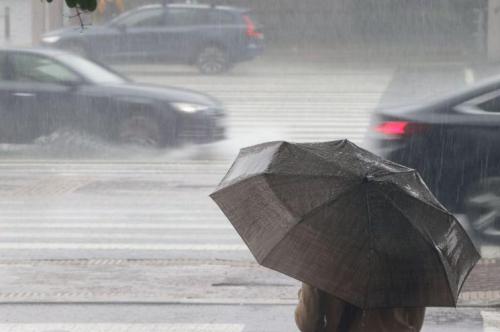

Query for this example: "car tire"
[196,45,229,75]
[464,177,500,242]
[117,114,165,148]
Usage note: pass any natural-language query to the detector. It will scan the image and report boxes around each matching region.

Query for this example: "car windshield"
[56,53,127,84]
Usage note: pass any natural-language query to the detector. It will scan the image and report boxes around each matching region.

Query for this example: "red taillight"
[243,15,263,39]
[376,121,409,135]
[375,121,428,136]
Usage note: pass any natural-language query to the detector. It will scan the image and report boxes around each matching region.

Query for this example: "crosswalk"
[0,324,245,332]
[0,63,395,260]
[0,160,247,261]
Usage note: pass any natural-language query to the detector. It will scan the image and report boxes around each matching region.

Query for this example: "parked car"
[364,77,500,241]
[41,3,264,74]
[0,48,226,147]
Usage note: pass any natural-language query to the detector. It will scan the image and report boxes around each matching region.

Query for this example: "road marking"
[0,216,223,221]
[0,324,245,332]
[0,232,238,240]
[0,218,225,223]
[0,243,247,251]
[460,291,500,302]
[481,311,500,331]
[0,223,232,229]
[0,210,222,215]
[0,210,222,216]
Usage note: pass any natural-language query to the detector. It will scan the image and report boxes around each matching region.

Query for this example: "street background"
[0,52,499,331]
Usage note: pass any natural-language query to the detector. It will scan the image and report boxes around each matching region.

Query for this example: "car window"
[113,8,165,28]
[9,53,81,84]
[166,8,205,26]
[206,10,236,25]
[56,54,127,85]
[478,96,500,113]
[0,53,7,81]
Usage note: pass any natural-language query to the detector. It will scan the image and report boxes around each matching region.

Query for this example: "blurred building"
[0,0,64,47]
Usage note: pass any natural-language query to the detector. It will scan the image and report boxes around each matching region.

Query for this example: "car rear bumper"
[233,40,264,62]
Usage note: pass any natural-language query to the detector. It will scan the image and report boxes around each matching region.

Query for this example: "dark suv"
[41,4,264,74]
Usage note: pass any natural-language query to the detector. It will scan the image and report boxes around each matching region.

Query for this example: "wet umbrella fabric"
[210,140,480,309]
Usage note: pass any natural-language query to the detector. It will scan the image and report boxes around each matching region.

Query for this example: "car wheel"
[117,115,164,148]
[465,177,500,242]
[196,45,229,75]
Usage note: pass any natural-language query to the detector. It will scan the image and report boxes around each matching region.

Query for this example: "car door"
[1,52,83,142]
[449,90,500,187]
[113,7,168,60]
[162,8,209,62]
[0,52,14,142]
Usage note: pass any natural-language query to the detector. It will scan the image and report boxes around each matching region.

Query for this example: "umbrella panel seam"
[379,179,452,216]
[210,173,263,199]
[292,143,360,178]
[375,186,458,305]
[259,181,361,270]
[364,186,374,309]
[260,174,302,262]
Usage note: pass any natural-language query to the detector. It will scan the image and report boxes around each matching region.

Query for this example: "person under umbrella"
[211,139,480,332]
[295,282,425,331]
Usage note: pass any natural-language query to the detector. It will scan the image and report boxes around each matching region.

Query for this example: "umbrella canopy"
[210,139,480,309]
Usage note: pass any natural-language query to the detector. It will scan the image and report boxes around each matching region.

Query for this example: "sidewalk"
[0,258,497,306]
[462,258,500,306]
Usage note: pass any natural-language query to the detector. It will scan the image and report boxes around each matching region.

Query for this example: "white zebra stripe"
[0,223,232,230]
[481,311,500,332]
[0,243,247,251]
[0,324,245,332]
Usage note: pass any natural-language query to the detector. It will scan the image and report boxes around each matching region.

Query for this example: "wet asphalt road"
[0,58,499,330]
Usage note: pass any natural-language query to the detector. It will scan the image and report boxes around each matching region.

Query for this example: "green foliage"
[44,0,97,12]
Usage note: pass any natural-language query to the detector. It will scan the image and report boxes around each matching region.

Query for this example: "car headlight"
[171,102,210,114]
[42,36,61,44]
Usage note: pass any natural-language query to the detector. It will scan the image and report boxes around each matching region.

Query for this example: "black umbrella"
[210,139,480,309]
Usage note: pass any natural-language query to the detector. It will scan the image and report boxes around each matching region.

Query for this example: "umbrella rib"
[296,141,413,177]
[261,184,362,266]
[292,144,360,178]
[375,187,457,305]
[364,186,374,309]
[210,173,263,197]
[380,178,451,215]
[293,185,362,226]
[370,169,416,180]
[268,173,355,181]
